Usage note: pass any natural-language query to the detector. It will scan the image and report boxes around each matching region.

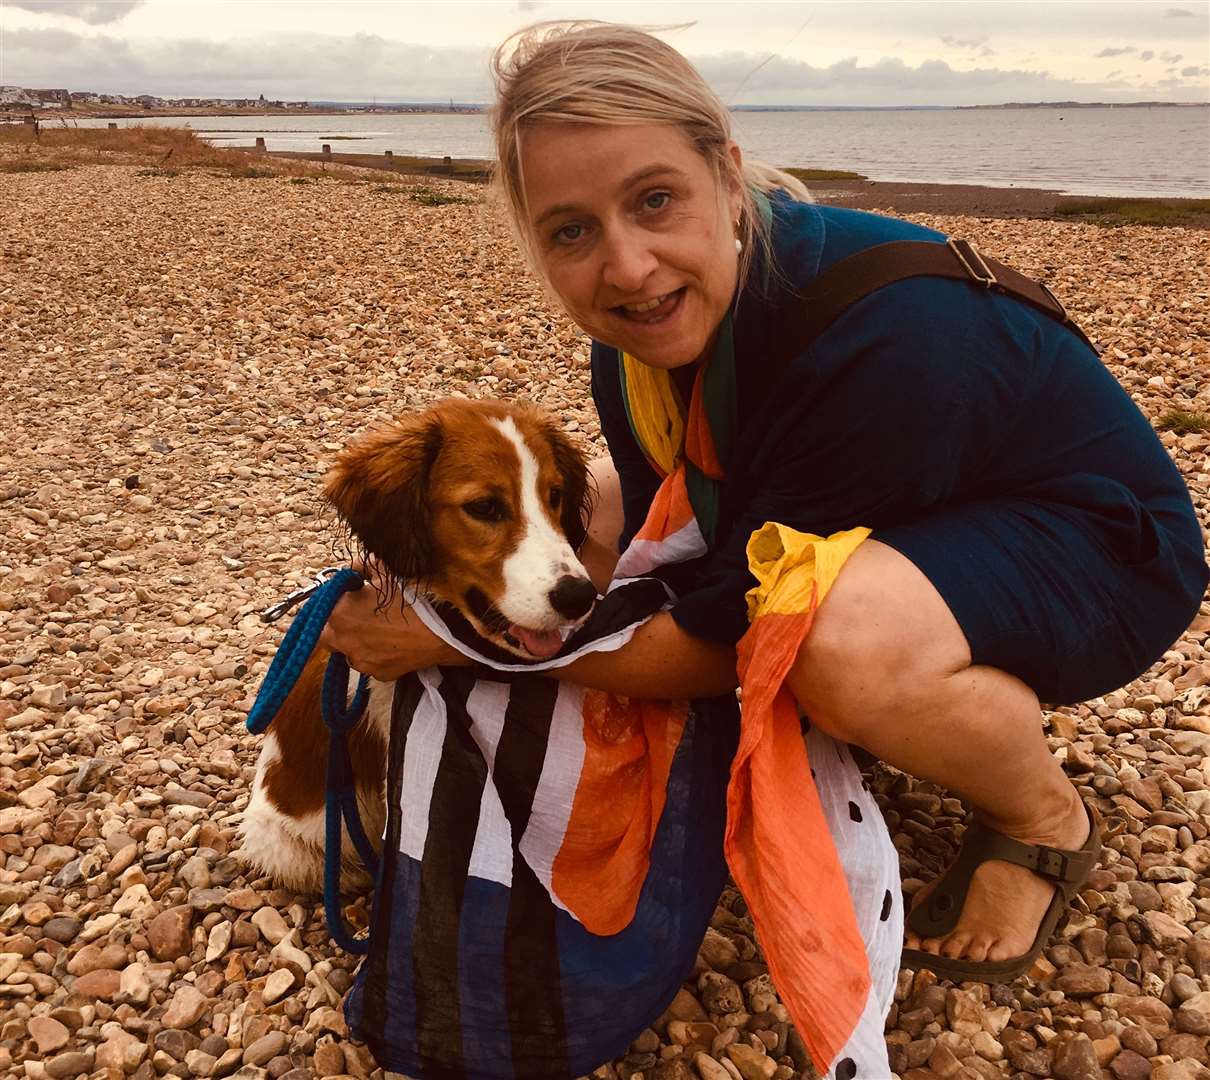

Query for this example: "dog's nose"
[548,575,596,620]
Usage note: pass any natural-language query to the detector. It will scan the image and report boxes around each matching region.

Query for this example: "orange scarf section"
[551,694,688,936]
[729,523,873,1068]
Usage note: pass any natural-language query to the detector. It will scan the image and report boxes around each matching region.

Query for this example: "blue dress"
[591,193,1208,705]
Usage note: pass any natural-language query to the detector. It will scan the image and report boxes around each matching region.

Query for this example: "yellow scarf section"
[745,523,871,619]
[621,352,682,476]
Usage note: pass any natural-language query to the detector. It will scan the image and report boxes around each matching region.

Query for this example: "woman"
[321,22,1208,984]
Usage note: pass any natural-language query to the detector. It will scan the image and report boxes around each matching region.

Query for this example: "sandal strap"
[978,825,1098,885]
[906,803,1099,940]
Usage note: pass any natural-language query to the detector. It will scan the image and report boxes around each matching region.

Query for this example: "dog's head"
[324,399,597,659]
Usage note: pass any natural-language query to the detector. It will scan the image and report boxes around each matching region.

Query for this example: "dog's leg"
[239,648,392,892]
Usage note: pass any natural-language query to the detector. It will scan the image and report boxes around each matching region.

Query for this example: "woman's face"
[519,122,743,370]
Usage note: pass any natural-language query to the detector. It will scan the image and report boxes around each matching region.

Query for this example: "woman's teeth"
[623,292,672,314]
[619,288,682,322]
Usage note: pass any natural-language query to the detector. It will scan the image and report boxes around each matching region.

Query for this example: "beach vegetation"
[1157,409,1210,436]
[0,123,354,182]
[381,154,492,182]
[0,160,74,173]
[1055,198,1210,228]
[411,185,479,207]
[784,167,868,182]
[220,164,275,179]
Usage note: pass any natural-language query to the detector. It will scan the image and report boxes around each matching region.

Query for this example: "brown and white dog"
[237,399,597,890]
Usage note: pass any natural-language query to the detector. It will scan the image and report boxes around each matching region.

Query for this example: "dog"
[237,398,597,891]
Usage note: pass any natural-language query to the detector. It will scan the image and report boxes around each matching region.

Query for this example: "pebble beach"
[2,163,1209,1080]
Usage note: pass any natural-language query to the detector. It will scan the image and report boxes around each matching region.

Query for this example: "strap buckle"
[947,238,998,288]
[1034,846,1073,881]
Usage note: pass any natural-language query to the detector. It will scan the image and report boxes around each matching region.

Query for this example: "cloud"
[1140,50,1154,61]
[6,0,143,24]
[5,26,496,100]
[695,50,1175,106]
[5,25,1206,107]
[1180,64,1209,77]
[1161,51,1184,63]
[1105,70,1121,80]
[940,34,987,50]
[1163,7,1194,16]
[1094,46,1136,58]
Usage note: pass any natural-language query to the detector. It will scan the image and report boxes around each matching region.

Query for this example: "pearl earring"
[735,237,743,254]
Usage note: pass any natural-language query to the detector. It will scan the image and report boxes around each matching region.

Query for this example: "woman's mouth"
[615,287,685,325]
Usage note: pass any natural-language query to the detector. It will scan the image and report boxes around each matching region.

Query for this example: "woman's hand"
[317,559,467,680]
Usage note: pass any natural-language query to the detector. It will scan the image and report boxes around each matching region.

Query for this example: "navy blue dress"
[591,194,1208,705]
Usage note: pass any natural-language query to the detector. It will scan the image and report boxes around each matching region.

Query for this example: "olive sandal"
[900,800,1101,984]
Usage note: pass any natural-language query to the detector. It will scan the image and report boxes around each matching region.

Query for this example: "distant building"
[4,84,312,112]
[32,88,72,107]
[0,86,37,106]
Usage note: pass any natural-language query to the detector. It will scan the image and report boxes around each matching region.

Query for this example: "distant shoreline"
[8,114,1205,218]
[268,149,1210,227]
[17,107,365,121]
[14,99,1208,122]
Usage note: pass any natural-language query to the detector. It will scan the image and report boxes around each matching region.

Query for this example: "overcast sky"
[2,1,1207,106]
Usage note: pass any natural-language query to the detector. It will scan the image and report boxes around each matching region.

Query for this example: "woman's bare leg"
[580,456,624,592]
[786,539,1090,963]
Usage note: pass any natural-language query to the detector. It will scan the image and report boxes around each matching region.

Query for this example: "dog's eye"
[463,498,505,523]
[548,487,562,510]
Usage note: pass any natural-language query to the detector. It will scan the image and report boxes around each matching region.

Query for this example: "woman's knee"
[785,540,973,742]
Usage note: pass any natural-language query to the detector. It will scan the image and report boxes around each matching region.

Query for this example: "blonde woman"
[323,22,1207,988]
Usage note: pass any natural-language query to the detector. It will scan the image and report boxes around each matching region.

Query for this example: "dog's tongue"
[511,625,564,659]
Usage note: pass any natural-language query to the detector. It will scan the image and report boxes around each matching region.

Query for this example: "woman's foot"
[903,789,1091,963]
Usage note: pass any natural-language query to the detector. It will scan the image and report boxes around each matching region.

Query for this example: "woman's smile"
[613,286,685,327]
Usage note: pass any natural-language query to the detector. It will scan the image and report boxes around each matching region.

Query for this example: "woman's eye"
[548,487,562,510]
[463,498,505,523]
[554,223,584,244]
[643,191,671,212]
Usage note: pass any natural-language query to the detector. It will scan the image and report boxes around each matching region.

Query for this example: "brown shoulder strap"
[768,238,1099,371]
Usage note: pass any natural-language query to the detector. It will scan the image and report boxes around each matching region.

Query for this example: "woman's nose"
[600,223,658,293]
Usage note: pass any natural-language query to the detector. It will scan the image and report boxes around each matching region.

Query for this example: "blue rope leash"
[246,568,376,954]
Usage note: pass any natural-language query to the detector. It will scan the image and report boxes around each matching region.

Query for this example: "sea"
[71,106,1210,199]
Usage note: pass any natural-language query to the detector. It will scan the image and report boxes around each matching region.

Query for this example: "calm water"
[73,106,1210,198]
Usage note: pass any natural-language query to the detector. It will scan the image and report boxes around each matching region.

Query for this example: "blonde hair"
[489,21,811,293]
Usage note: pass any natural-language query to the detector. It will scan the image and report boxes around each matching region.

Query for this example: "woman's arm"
[579,456,625,592]
[547,610,738,698]
[316,555,740,700]
[319,587,737,699]
[316,584,466,678]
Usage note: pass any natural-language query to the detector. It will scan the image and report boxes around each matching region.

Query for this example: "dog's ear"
[540,422,594,552]
[323,414,443,587]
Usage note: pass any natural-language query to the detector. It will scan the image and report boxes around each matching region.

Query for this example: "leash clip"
[260,566,346,624]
